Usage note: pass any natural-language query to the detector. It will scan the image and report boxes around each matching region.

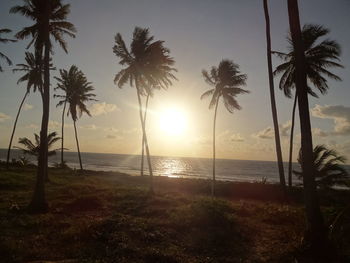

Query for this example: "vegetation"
[14,132,61,161]
[273,24,343,187]
[294,145,350,189]
[0,166,349,262]
[113,27,177,187]
[0,28,16,72]
[11,0,76,212]
[201,60,248,196]
[262,0,286,188]
[54,65,97,170]
[6,52,51,169]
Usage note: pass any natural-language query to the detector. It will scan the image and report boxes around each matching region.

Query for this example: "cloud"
[25,124,39,129]
[80,124,98,130]
[312,104,350,136]
[280,121,292,137]
[254,127,274,139]
[48,120,61,129]
[23,103,33,111]
[230,133,244,142]
[0,112,11,122]
[106,134,116,139]
[313,128,328,137]
[90,102,119,116]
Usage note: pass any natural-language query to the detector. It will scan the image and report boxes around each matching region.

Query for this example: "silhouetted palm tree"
[201,60,249,196]
[273,24,343,187]
[0,28,16,72]
[113,27,177,191]
[55,65,96,170]
[294,145,349,189]
[287,0,327,253]
[263,0,285,188]
[11,0,76,212]
[15,131,61,161]
[6,52,53,169]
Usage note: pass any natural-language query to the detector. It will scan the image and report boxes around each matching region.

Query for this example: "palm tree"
[273,24,343,188]
[294,145,349,189]
[6,52,52,169]
[113,27,177,191]
[0,28,16,72]
[15,132,61,162]
[287,0,327,254]
[11,0,76,212]
[262,0,285,188]
[55,65,96,171]
[201,60,249,196]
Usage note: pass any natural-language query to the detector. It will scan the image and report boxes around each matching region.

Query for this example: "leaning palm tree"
[113,27,177,191]
[15,132,61,162]
[6,52,52,169]
[273,24,343,188]
[0,28,16,72]
[294,145,349,189]
[55,65,96,170]
[201,60,249,196]
[263,0,285,188]
[11,0,76,212]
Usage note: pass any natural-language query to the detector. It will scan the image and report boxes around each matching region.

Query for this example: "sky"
[0,0,350,162]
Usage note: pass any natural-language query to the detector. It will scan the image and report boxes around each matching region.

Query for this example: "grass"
[0,165,349,262]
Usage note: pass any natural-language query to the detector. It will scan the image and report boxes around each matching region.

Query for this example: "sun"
[159,107,188,136]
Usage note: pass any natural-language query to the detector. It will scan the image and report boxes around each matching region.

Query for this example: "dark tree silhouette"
[6,52,54,169]
[0,28,16,72]
[287,0,328,255]
[294,145,349,189]
[11,0,76,212]
[113,27,177,191]
[55,65,96,170]
[15,132,61,161]
[263,0,285,188]
[201,60,249,196]
[273,24,343,187]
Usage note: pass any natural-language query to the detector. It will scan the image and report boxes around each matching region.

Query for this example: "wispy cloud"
[90,102,119,116]
[23,103,33,111]
[0,113,11,122]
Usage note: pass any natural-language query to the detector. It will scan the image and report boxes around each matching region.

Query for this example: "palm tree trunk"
[73,120,83,171]
[6,91,29,169]
[28,1,50,212]
[263,0,286,188]
[287,0,327,254]
[141,94,150,176]
[60,100,67,166]
[288,94,297,188]
[212,99,219,197]
[135,84,153,192]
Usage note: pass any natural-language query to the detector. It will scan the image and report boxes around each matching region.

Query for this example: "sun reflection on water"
[154,158,191,178]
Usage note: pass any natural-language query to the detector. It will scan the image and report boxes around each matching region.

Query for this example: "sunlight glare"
[159,107,188,136]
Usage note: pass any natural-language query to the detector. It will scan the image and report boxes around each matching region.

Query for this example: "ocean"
[1,149,349,185]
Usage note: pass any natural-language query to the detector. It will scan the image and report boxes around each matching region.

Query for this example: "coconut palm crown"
[294,145,349,189]
[273,24,343,98]
[0,28,16,72]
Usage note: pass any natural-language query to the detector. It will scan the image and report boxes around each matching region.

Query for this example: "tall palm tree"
[6,52,52,169]
[294,145,349,189]
[113,27,177,191]
[262,0,285,188]
[201,60,249,196]
[55,65,96,170]
[273,24,343,187]
[0,28,16,72]
[15,131,61,162]
[287,0,327,254]
[11,0,76,212]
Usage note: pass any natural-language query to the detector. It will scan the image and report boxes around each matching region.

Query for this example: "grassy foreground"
[0,166,349,262]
